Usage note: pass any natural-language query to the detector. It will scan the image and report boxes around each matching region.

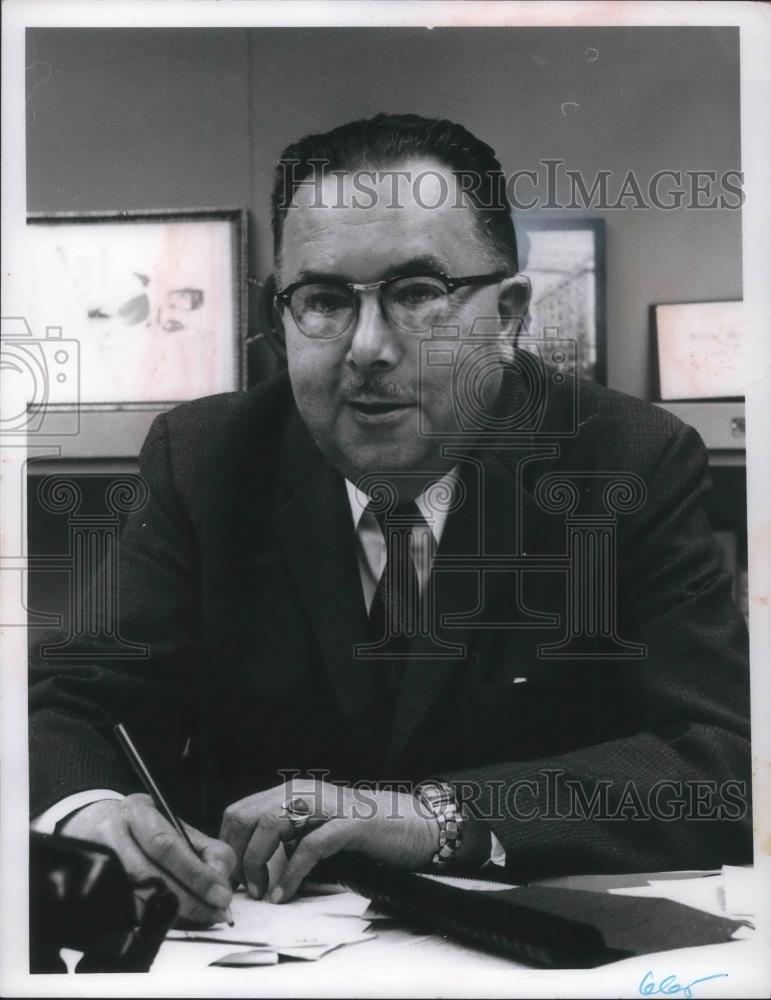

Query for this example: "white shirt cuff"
[31,789,125,834]
[488,831,506,867]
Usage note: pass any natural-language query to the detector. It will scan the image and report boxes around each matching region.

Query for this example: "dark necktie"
[365,500,427,701]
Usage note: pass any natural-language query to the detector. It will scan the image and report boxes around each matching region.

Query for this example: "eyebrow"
[292,255,452,285]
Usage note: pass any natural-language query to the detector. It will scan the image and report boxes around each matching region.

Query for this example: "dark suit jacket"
[29,368,752,879]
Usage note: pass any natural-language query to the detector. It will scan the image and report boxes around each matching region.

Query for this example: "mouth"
[345,398,416,423]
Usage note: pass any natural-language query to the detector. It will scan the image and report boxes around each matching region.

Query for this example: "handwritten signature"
[639,970,728,998]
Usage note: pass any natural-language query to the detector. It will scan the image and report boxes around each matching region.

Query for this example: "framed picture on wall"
[654,299,746,401]
[22,209,247,407]
[518,218,607,384]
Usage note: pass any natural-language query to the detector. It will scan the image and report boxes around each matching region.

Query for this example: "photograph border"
[2,3,769,998]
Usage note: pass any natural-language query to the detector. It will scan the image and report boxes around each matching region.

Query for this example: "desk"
[147,869,767,998]
[152,928,760,997]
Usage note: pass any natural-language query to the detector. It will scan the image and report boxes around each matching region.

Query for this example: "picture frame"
[654,299,746,401]
[518,217,607,384]
[22,209,248,409]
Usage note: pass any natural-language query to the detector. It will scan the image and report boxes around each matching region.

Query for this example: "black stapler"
[30,831,178,973]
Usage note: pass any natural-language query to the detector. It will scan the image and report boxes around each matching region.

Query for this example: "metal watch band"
[417,781,464,866]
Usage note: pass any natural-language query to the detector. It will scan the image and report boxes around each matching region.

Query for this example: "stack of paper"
[167,887,375,964]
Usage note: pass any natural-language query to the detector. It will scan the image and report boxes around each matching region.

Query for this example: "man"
[30,114,751,925]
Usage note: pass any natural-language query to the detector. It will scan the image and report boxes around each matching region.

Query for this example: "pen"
[114,722,235,927]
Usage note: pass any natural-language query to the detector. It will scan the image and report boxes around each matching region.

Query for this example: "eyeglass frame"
[274,269,511,338]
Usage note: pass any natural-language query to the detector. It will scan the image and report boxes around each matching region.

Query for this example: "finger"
[219,789,276,885]
[185,824,237,884]
[220,783,331,891]
[242,808,294,899]
[271,818,358,903]
[93,809,224,926]
[126,796,233,913]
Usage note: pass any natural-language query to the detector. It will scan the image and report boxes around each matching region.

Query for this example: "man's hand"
[59,793,236,926]
[220,779,441,903]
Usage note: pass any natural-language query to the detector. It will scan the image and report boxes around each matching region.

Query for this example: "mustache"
[341,376,416,402]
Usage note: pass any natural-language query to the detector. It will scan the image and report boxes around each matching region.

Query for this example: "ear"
[497,274,531,339]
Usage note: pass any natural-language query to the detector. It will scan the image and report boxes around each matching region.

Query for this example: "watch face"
[419,784,448,809]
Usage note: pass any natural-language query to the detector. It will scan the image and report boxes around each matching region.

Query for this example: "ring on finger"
[281,796,312,834]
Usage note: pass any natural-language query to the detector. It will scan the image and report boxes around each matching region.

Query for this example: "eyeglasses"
[274,270,509,340]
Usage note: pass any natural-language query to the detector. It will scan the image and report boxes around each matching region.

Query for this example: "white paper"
[167,887,373,950]
[416,872,517,892]
[721,865,756,916]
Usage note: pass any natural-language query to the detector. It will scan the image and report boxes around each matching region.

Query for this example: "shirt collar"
[345,467,460,545]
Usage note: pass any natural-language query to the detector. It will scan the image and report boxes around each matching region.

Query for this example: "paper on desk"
[211,948,279,966]
[198,886,376,965]
[290,888,372,917]
[721,865,756,916]
[210,930,377,965]
[277,931,377,961]
[168,887,373,950]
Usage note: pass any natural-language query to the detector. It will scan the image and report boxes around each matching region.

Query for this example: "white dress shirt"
[344,476,451,614]
[35,467,506,866]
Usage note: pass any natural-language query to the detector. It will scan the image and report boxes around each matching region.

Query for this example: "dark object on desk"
[30,831,178,973]
[325,856,749,969]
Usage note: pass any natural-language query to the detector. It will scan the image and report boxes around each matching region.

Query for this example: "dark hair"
[271,112,518,273]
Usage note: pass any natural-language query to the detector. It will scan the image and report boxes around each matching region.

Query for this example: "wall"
[26,26,742,399]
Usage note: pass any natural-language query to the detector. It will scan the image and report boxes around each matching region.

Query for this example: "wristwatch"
[416,781,464,866]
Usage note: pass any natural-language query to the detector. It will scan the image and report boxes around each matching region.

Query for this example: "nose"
[346,290,402,372]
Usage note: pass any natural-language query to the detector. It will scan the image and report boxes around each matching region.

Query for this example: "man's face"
[279,158,526,497]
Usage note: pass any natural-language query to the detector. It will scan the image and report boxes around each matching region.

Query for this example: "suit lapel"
[384,407,564,771]
[272,419,384,766]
